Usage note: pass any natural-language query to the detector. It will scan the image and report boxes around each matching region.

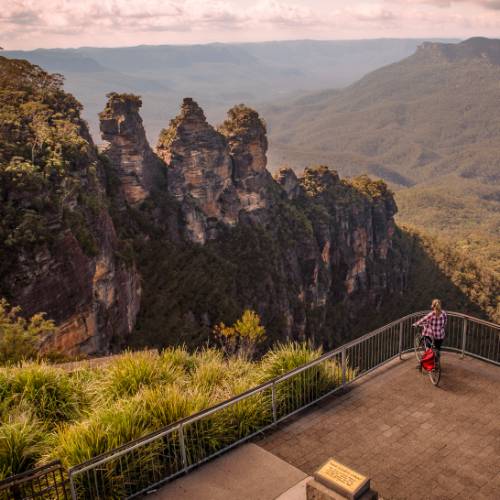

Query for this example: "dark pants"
[424,336,443,356]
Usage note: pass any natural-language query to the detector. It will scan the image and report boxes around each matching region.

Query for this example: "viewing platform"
[2,312,498,500]
[154,353,500,499]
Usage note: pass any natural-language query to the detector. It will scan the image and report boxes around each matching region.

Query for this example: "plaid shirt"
[415,311,447,339]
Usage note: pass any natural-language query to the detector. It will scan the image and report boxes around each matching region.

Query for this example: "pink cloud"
[1,0,500,49]
[404,0,500,9]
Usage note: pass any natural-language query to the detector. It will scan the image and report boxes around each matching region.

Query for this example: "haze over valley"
[3,39,456,142]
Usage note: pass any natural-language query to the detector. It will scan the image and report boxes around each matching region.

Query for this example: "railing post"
[69,474,78,500]
[461,318,468,359]
[341,348,346,386]
[271,382,277,423]
[178,424,188,473]
[399,322,404,359]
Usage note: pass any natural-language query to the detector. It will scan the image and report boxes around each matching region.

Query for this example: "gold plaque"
[314,458,370,499]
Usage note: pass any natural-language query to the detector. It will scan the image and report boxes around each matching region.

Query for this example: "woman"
[414,299,447,355]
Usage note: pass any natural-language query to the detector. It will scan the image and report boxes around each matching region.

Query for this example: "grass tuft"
[0,414,46,480]
[0,363,87,424]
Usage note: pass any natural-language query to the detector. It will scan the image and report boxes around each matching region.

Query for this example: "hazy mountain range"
[3,38,455,142]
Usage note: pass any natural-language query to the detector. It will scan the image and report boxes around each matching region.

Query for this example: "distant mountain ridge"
[2,38,457,142]
[416,37,500,65]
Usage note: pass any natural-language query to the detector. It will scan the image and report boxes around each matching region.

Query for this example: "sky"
[1,0,500,50]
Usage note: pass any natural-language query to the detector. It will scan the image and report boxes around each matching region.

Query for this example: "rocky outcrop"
[106,99,406,347]
[2,177,142,357]
[100,93,162,206]
[31,213,141,356]
[156,100,276,243]
[0,59,142,356]
[156,98,237,243]
[274,167,303,200]
[273,167,404,344]
[417,37,500,65]
[219,105,274,211]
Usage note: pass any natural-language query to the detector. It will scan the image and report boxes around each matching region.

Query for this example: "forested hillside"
[265,37,500,276]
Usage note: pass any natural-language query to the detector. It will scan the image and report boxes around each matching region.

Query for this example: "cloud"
[0,0,325,37]
[2,0,500,49]
[406,0,500,10]
[1,9,42,25]
[350,7,397,23]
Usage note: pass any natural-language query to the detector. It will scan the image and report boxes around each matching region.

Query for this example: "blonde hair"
[432,299,442,316]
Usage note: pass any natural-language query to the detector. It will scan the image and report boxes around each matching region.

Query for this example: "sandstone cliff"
[156,99,275,243]
[0,58,141,356]
[156,98,237,243]
[105,97,406,347]
[99,93,163,206]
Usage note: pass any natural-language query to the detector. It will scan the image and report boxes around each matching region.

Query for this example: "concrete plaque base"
[306,479,379,500]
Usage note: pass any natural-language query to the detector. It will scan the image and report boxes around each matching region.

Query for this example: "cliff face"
[7,210,142,356]
[416,37,500,65]
[0,58,141,356]
[258,167,404,344]
[108,97,406,347]
[219,105,274,213]
[274,167,304,200]
[156,98,237,243]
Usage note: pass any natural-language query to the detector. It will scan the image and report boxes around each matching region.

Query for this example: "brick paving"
[255,353,500,500]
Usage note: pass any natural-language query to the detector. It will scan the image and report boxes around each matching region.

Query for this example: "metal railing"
[0,461,68,500]
[65,311,499,499]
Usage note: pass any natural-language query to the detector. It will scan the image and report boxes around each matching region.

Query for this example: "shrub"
[160,345,197,373]
[258,342,324,380]
[190,358,227,397]
[0,299,55,365]
[258,343,346,418]
[0,341,354,495]
[213,309,266,359]
[52,384,212,497]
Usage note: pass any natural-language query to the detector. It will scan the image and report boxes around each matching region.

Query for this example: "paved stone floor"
[255,353,500,500]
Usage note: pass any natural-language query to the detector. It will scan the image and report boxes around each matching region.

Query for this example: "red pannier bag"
[421,348,435,372]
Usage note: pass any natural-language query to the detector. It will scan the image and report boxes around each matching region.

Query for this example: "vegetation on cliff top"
[218,103,267,136]
[0,56,104,290]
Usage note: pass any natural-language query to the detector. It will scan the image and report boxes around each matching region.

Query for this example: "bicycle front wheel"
[414,334,425,362]
[429,363,441,386]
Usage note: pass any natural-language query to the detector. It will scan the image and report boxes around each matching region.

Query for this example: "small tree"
[213,309,266,359]
[0,299,55,365]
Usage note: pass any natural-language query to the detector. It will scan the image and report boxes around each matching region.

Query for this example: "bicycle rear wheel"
[414,334,426,362]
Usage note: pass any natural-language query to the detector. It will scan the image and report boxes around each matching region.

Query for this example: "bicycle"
[413,326,441,386]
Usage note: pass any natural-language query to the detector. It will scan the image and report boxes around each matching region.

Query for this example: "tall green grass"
[0,363,87,424]
[1,343,355,496]
[100,350,184,400]
[0,414,46,480]
[259,343,352,418]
